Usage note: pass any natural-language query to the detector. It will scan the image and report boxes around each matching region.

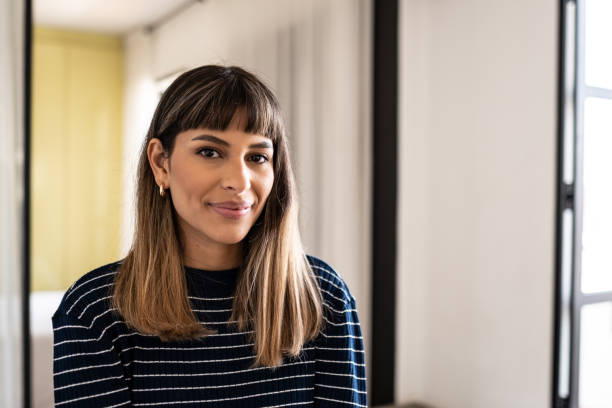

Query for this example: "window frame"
[554,1,612,407]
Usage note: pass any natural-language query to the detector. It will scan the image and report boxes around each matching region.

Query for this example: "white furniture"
[31,291,64,408]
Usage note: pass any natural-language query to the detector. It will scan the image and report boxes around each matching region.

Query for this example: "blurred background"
[2,0,611,407]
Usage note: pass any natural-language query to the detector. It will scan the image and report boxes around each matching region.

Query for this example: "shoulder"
[306,254,356,309]
[53,260,122,325]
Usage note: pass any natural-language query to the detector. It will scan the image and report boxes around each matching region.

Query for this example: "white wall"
[122,0,372,390]
[121,30,156,253]
[397,1,431,401]
[0,0,25,405]
[397,0,558,407]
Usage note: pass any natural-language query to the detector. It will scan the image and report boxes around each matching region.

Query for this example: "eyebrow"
[191,134,273,149]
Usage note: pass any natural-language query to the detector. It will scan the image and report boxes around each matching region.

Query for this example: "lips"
[208,201,252,219]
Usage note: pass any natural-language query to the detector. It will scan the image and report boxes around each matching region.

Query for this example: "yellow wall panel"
[32,27,124,291]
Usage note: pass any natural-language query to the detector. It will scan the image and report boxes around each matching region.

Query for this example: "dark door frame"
[372,0,398,405]
[22,0,400,406]
[23,0,33,407]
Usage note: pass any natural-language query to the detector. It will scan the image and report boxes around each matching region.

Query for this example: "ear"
[147,138,170,188]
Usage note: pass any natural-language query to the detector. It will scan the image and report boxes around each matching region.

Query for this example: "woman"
[52,65,367,407]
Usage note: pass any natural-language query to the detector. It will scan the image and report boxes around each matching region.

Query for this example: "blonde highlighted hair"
[113,65,323,367]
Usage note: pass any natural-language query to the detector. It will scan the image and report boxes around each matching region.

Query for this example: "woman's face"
[150,118,275,249]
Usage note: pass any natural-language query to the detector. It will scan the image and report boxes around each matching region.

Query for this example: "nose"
[220,159,251,193]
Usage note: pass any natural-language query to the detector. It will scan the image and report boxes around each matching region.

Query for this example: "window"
[555,1,612,407]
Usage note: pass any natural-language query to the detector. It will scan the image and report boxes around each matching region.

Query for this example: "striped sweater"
[52,255,367,407]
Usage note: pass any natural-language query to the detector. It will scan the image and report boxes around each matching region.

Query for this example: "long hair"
[113,65,324,367]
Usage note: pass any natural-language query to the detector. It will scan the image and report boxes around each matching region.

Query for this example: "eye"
[198,148,221,159]
[249,154,270,164]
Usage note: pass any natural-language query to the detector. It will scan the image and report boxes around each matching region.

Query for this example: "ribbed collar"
[184,265,240,296]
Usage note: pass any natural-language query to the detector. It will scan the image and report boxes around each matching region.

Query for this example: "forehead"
[178,128,272,147]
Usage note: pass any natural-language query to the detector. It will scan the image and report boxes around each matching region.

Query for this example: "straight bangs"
[164,67,283,144]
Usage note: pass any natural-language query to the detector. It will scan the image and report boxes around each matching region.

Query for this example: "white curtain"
[0,0,25,406]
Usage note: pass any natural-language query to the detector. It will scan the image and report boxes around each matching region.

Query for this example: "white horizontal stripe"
[313,269,351,298]
[54,337,98,347]
[98,320,125,340]
[193,308,233,312]
[315,371,367,381]
[56,319,252,348]
[319,288,348,305]
[261,402,313,408]
[132,387,314,406]
[310,264,340,282]
[55,386,128,406]
[133,360,313,378]
[316,346,364,353]
[132,347,314,365]
[117,343,254,357]
[203,329,253,337]
[54,374,124,391]
[314,396,367,407]
[167,329,253,339]
[323,316,360,327]
[54,346,113,361]
[89,308,117,327]
[78,295,112,319]
[111,332,143,343]
[315,383,367,394]
[311,267,355,303]
[320,333,363,340]
[67,283,113,314]
[316,359,366,367]
[103,402,131,408]
[64,271,116,301]
[323,303,358,314]
[132,355,253,365]
[53,324,88,331]
[198,319,238,325]
[108,327,252,345]
[54,360,122,376]
[133,373,314,392]
[55,308,118,332]
[189,295,234,301]
[315,266,350,290]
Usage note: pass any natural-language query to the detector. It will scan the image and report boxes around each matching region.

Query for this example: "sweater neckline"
[184,265,240,287]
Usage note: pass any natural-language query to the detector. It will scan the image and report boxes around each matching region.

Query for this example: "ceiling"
[34,0,196,34]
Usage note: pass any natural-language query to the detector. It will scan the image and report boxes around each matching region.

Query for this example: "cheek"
[261,171,274,200]
[170,161,214,202]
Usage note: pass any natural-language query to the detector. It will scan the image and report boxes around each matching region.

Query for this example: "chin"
[208,229,250,245]
[217,236,246,245]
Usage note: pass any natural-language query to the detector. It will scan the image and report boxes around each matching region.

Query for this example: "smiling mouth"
[208,204,252,219]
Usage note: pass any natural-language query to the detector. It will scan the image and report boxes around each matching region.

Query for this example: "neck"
[178,224,242,271]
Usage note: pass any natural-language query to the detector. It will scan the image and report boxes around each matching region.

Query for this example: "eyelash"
[197,148,270,164]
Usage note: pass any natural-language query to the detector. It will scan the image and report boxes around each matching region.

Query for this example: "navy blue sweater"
[52,255,367,407]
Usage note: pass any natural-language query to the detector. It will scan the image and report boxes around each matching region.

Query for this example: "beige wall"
[31,27,124,291]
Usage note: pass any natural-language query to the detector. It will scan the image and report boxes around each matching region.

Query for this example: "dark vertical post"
[23,0,32,406]
[372,0,398,405]
[553,0,569,402]
[570,0,585,406]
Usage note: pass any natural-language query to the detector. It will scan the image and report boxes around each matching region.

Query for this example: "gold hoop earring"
[159,184,166,198]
